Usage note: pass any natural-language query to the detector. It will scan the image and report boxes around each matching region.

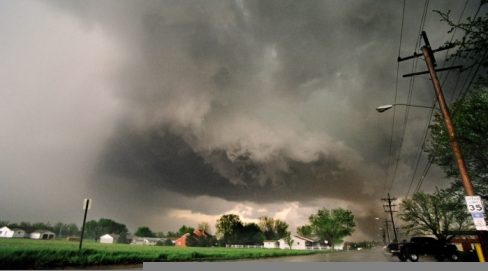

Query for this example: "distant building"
[278,235,320,250]
[100,234,120,244]
[175,229,212,247]
[263,240,279,249]
[131,237,164,246]
[30,230,55,240]
[0,226,26,238]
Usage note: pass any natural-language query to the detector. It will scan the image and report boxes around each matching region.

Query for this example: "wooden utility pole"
[399,31,488,260]
[382,194,399,243]
[79,198,91,253]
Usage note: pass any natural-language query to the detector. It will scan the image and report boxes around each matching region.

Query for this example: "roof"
[31,230,55,234]
[264,240,279,242]
[293,235,316,242]
[101,234,120,239]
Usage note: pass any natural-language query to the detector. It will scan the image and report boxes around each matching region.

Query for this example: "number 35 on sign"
[465,196,485,213]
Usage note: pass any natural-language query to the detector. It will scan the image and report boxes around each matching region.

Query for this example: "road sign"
[83,198,92,210]
[466,196,485,213]
[465,196,487,231]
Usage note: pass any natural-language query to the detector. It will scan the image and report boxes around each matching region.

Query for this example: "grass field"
[0,238,326,269]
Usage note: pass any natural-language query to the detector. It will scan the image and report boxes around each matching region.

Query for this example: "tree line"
[1,207,356,248]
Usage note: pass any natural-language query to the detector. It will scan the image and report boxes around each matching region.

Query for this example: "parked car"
[397,236,459,262]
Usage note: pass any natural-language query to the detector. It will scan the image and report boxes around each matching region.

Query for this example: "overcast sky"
[0,0,480,240]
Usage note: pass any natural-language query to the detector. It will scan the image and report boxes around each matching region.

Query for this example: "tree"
[216,214,243,245]
[238,223,265,245]
[135,226,156,237]
[426,89,488,200]
[258,216,289,240]
[283,233,294,249]
[84,218,128,241]
[435,1,488,77]
[399,189,472,242]
[426,1,488,200]
[197,222,210,233]
[274,220,289,239]
[177,225,194,236]
[308,208,355,249]
[296,225,313,237]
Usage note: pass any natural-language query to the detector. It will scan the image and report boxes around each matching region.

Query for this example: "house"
[278,235,322,250]
[100,234,120,244]
[30,230,56,240]
[263,240,279,249]
[175,229,212,247]
[131,237,163,246]
[0,226,26,238]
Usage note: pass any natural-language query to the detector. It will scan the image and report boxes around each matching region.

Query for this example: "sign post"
[79,198,91,253]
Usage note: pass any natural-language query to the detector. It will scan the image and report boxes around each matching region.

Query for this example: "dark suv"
[398,237,459,262]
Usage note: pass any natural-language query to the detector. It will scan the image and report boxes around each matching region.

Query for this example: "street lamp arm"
[376,103,435,113]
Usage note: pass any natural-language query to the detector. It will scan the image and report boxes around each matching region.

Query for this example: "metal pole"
[79,199,90,252]
[421,45,488,259]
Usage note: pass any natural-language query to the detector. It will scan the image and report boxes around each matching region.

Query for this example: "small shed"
[100,234,120,244]
[30,230,56,240]
[0,226,26,238]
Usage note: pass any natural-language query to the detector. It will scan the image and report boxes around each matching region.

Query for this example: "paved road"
[241,247,437,262]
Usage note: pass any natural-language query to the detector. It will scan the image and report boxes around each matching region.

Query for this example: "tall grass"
[0,239,324,269]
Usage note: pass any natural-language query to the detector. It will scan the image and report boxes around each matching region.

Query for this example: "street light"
[375,103,434,113]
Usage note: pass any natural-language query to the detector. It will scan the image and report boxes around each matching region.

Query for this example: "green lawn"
[0,238,326,269]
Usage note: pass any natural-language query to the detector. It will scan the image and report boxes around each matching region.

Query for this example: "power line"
[388,0,430,193]
[384,0,407,194]
[405,0,469,198]
[409,1,484,194]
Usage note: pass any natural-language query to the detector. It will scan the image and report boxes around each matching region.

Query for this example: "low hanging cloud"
[0,0,474,239]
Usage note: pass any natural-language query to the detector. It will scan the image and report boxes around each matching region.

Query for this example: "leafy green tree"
[399,189,472,242]
[426,1,488,200]
[296,225,313,237]
[216,214,243,245]
[308,208,355,249]
[274,220,289,239]
[435,1,488,78]
[238,223,265,245]
[135,226,156,237]
[283,233,294,249]
[258,216,289,240]
[186,233,217,247]
[177,225,194,236]
[84,218,128,241]
[426,89,488,200]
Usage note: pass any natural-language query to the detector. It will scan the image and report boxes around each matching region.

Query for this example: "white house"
[131,237,163,246]
[30,230,55,240]
[0,226,26,238]
[278,235,321,250]
[263,240,279,249]
[100,234,120,244]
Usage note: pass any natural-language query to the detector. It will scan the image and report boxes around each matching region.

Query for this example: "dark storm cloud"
[1,0,478,238]
[98,127,379,203]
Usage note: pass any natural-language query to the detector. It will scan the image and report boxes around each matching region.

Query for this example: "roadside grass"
[0,239,326,268]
